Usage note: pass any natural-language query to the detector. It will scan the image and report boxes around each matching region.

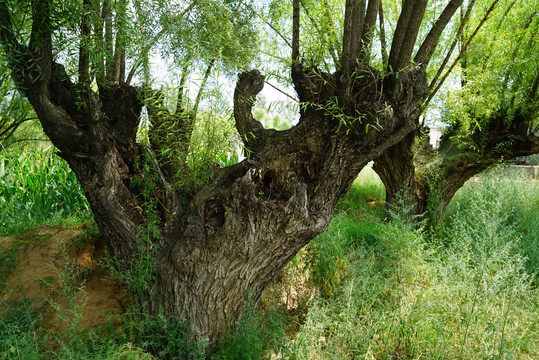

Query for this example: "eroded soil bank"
[0,226,129,342]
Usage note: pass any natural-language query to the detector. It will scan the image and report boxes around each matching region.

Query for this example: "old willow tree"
[374,0,539,223]
[0,0,466,341]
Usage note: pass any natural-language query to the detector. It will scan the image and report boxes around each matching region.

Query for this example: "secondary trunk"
[374,115,539,225]
[373,131,423,218]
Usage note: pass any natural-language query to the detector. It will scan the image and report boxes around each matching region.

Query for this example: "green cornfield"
[0,147,90,236]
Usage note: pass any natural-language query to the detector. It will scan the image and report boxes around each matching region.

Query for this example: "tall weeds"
[0,147,90,235]
[282,166,538,359]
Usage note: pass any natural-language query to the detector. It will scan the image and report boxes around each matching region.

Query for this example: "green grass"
[1,157,537,359]
[280,165,538,359]
[0,147,90,236]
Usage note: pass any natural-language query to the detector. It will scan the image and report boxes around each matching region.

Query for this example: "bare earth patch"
[0,226,129,336]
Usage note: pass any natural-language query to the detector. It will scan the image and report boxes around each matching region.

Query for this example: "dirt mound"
[0,226,129,334]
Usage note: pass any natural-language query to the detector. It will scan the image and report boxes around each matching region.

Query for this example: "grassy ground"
[276,165,538,359]
[1,154,537,359]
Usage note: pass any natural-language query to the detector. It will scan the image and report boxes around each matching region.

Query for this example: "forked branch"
[387,0,416,71]
[393,0,428,71]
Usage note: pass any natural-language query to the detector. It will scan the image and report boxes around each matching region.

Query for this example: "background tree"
[0,0,469,344]
[373,0,539,224]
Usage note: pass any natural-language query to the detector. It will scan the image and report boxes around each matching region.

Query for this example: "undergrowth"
[1,162,537,359]
[281,164,538,359]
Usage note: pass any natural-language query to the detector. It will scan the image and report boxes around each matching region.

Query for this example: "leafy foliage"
[442,0,539,137]
[0,61,40,149]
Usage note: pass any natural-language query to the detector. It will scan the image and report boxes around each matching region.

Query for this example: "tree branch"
[0,1,32,89]
[94,1,106,86]
[256,6,292,49]
[0,0,53,92]
[192,58,216,118]
[233,70,266,153]
[0,117,36,140]
[175,58,191,113]
[290,0,314,102]
[379,1,388,68]
[103,0,114,82]
[414,0,464,66]
[359,0,380,64]
[301,3,338,66]
[387,0,416,71]
[193,2,242,118]
[423,0,499,112]
[341,0,355,73]
[112,0,128,83]
[264,80,298,102]
[425,0,476,96]
[321,0,341,69]
[78,0,91,86]
[1,1,84,152]
[394,0,428,71]
[292,0,300,67]
[29,0,53,88]
[350,0,367,67]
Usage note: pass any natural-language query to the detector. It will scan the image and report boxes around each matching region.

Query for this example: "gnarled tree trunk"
[0,0,467,344]
[8,63,425,341]
[143,65,426,340]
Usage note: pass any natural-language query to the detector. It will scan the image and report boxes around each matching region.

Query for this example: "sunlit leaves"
[156,0,258,73]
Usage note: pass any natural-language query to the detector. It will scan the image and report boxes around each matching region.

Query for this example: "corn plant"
[0,147,90,235]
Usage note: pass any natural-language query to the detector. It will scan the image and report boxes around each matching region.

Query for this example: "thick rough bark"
[150,65,426,340]
[373,131,423,218]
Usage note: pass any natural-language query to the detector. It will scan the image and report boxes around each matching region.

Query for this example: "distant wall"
[504,165,539,179]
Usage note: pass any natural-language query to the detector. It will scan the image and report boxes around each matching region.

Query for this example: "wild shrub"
[0,300,46,360]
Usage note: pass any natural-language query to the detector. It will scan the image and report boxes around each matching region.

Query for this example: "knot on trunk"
[236,70,265,98]
[385,65,428,109]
